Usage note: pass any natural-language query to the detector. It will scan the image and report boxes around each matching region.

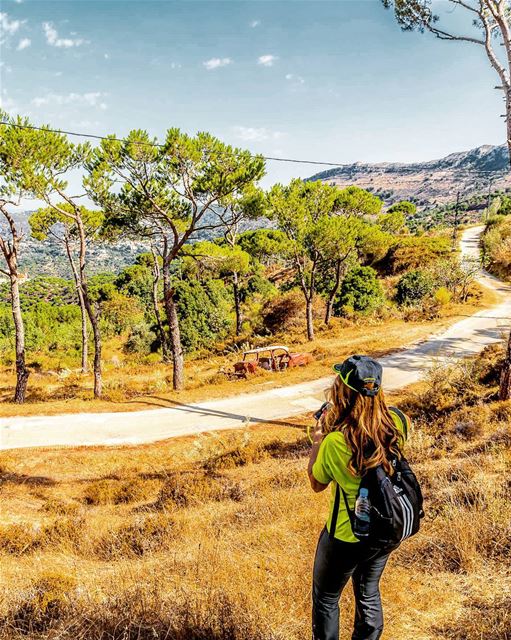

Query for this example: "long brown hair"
[322,376,401,476]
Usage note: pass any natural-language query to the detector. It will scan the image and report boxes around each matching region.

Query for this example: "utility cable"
[1,120,510,174]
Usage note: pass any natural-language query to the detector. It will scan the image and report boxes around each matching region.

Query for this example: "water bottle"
[353,488,371,538]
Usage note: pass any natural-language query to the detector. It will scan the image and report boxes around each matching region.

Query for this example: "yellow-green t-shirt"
[312,409,410,543]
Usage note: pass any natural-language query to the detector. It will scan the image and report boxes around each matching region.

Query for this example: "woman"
[308,354,410,640]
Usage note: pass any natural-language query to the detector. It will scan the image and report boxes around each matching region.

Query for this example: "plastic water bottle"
[354,488,371,538]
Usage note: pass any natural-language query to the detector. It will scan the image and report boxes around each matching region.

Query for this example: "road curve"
[1,226,510,451]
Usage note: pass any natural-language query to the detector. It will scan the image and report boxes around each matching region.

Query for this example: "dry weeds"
[0,344,509,639]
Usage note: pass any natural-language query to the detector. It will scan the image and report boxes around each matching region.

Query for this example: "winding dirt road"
[1,226,510,451]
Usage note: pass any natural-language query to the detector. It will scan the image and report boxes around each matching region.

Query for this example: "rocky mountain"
[309,143,511,207]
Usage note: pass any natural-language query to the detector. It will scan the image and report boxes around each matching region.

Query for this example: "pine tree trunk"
[499,91,511,401]
[79,300,89,374]
[10,273,29,403]
[233,272,243,336]
[66,240,89,374]
[325,259,343,326]
[499,330,511,401]
[507,90,511,167]
[80,290,102,398]
[151,250,170,362]
[0,211,29,403]
[76,218,102,398]
[162,261,184,391]
[306,298,314,342]
[90,309,102,398]
[152,278,170,362]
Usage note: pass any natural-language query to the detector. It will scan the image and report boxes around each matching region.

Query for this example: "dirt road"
[1,226,510,451]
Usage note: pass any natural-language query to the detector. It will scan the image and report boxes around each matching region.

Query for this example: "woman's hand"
[307,423,329,493]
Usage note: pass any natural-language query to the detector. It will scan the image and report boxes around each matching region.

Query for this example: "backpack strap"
[389,406,409,440]
[329,483,341,540]
[329,482,355,541]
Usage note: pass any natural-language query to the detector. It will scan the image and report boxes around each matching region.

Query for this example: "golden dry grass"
[0,344,509,639]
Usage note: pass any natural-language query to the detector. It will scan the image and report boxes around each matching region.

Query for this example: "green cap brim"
[332,365,359,393]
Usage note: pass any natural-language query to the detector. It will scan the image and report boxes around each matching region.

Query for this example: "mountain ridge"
[309,143,510,206]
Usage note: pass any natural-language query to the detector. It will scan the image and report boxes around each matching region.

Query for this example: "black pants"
[312,527,397,640]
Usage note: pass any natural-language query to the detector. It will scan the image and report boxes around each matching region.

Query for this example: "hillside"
[0,212,150,280]
[0,210,258,279]
[310,143,511,207]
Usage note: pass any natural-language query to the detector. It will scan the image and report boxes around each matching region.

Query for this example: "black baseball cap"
[333,355,382,397]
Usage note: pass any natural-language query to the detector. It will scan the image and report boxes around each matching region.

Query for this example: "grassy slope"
[0,344,510,639]
[0,285,496,417]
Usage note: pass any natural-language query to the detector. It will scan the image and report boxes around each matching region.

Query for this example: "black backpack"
[329,407,424,546]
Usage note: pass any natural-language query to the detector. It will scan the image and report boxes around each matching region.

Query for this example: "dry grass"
[0,343,509,639]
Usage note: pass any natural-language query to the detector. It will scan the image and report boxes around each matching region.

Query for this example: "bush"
[154,471,244,509]
[123,323,158,355]
[434,286,452,306]
[381,235,451,274]
[176,278,233,352]
[0,523,38,555]
[83,479,150,505]
[96,513,175,559]
[7,572,77,634]
[40,517,85,550]
[204,443,268,472]
[261,290,302,334]
[334,266,384,315]
[436,596,511,640]
[482,216,511,279]
[396,269,435,306]
[42,498,81,516]
[261,289,324,334]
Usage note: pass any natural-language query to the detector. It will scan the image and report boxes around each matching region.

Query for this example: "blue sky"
[0,0,505,185]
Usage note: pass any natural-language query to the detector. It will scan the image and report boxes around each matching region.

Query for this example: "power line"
[1,120,510,175]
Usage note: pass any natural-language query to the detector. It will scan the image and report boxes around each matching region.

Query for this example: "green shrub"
[396,269,435,306]
[335,266,384,314]
[176,278,233,352]
[124,323,158,355]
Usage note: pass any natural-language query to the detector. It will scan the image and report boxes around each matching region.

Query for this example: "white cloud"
[258,54,278,67]
[43,21,86,48]
[233,126,284,142]
[250,20,260,28]
[170,62,181,69]
[0,13,22,35]
[31,91,107,108]
[14,0,23,4]
[285,73,305,85]
[104,53,109,59]
[16,37,31,50]
[0,12,24,44]
[203,57,232,70]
